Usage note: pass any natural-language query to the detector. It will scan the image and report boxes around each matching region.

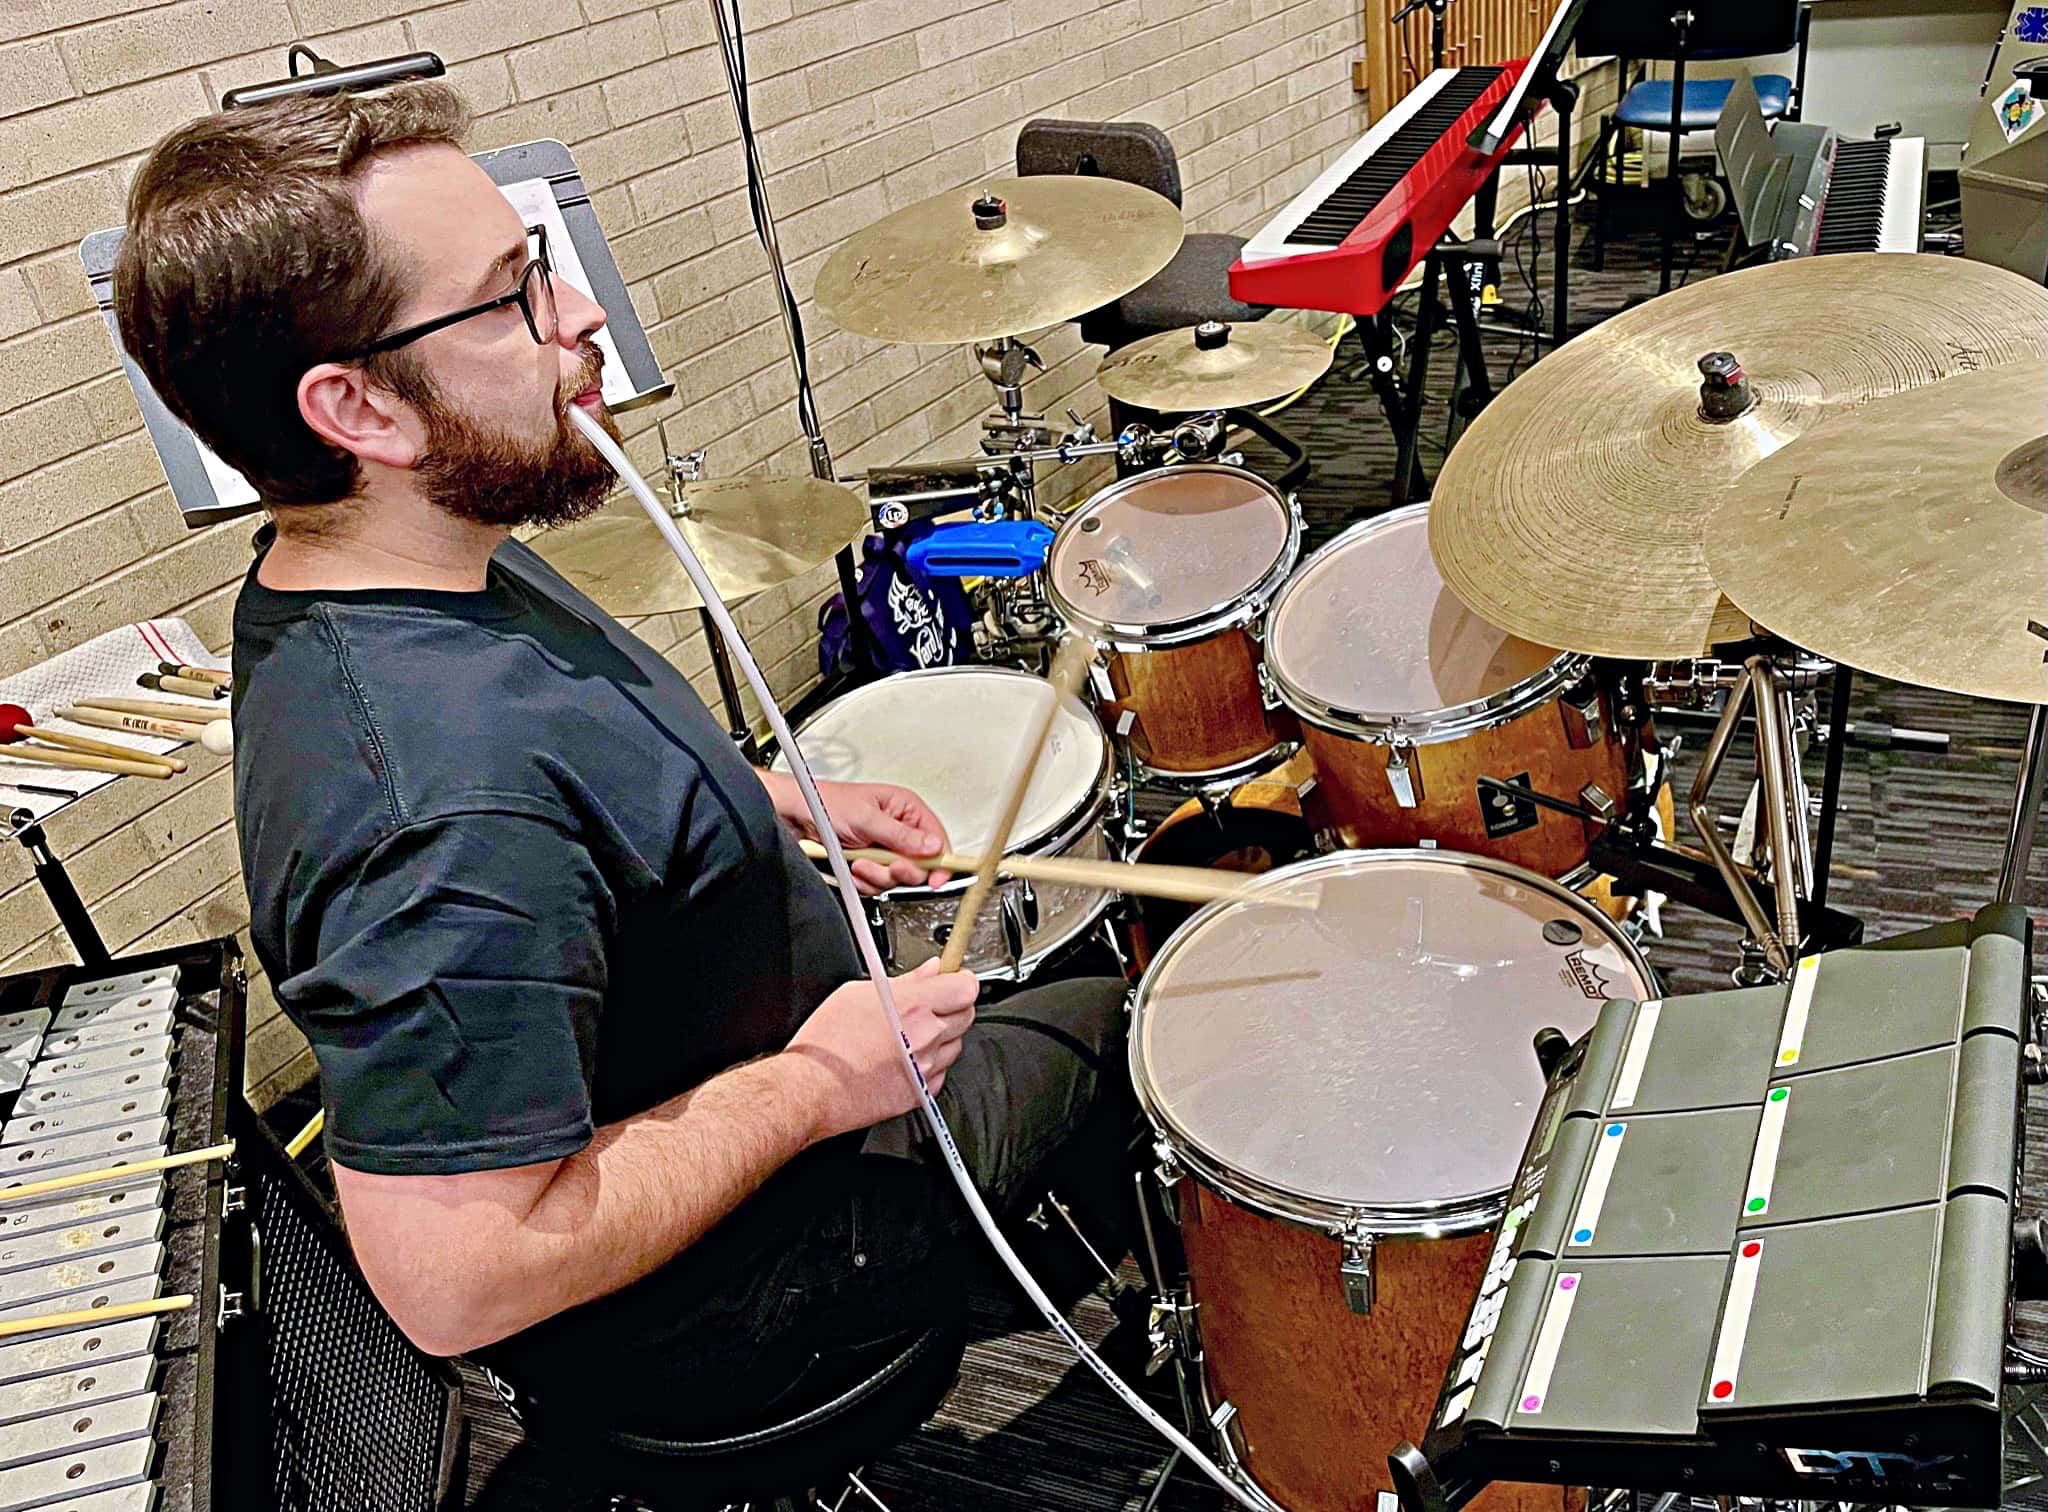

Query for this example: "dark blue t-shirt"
[232,529,864,1179]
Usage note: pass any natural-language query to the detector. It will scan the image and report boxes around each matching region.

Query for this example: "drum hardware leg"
[1353,316,1419,512]
[1138,1448,1183,1512]
[1808,663,1851,910]
[1996,703,2048,904]
[1747,657,1808,962]
[1687,666,1790,978]
[1036,1188,1124,1292]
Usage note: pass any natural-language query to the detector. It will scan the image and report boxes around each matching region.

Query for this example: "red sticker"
[1740,1241,1761,1258]
[1711,1380,1733,1399]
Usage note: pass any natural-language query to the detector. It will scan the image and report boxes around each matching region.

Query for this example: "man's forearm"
[375,1049,833,1354]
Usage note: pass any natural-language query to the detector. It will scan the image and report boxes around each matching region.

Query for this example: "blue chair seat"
[1616,74,1791,131]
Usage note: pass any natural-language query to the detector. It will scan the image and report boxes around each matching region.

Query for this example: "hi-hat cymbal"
[1428,254,2048,660]
[1704,365,2048,705]
[814,176,1184,345]
[527,476,866,616]
[1096,319,1335,410]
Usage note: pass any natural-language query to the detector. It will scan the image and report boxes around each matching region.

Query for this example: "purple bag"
[817,530,974,678]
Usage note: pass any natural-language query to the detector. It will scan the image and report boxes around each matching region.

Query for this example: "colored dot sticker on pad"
[1514,1272,1582,1416]
[1741,1085,1790,1221]
[1776,954,1820,1068]
[1568,1122,1628,1247]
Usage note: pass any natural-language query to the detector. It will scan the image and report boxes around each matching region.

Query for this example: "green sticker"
[1768,1087,1788,1103]
[1746,1196,1767,1213]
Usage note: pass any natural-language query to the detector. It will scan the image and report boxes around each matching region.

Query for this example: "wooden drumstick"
[71,697,227,723]
[0,742,174,779]
[157,662,231,688]
[0,1293,193,1342]
[0,1141,234,1205]
[800,840,1317,911]
[940,637,1094,973]
[137,671,227,700]
[60,705,205,739]
[0,705,182,773]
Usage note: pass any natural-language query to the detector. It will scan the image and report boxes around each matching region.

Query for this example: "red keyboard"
[1230,62,1529,316]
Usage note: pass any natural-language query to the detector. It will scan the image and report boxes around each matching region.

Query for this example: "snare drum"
[1263,504,1637,879]
[774,667,1116,980]
[1046,464,1300,786]
[1132,850,1653,1512]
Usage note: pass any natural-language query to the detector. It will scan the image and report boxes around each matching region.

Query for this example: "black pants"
[482,974,1136,1436]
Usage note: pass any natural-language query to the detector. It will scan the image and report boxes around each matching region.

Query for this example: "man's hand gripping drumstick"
[939,637,1094,973]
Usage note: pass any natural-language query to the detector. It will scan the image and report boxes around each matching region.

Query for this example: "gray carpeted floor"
[462,200,2048,1510]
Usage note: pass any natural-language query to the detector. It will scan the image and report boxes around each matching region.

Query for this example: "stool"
[515,1321,968,1511]
[1590,72,1793,274]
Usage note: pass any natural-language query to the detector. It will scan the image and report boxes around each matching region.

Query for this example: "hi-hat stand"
[1997,704,2048,904]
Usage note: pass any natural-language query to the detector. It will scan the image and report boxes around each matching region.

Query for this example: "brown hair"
[114,83,470,507]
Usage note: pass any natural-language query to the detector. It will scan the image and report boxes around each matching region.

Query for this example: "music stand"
[79,129,674,526]
[1579,0,1802,292]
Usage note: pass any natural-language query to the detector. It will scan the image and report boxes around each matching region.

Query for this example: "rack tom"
[1133,850,1653,1512]
[1264,504,1636,879]
[774,667,1115,980]
[1047,464,1300,786]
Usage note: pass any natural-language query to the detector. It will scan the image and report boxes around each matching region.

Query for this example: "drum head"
[1047,466,1293,638]
[1266,505,1563,726]
[1133,851,1651,1221]
[775,668,1107,855]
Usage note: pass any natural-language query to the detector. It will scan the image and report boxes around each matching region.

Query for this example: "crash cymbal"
[814,176,1184,345]
[1096,319,1335,411]
[1428,254,2048,660]
[1704,365,2048,705]
[527,475,866,616]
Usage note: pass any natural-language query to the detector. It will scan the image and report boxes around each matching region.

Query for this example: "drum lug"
[1383,738,1423,809]
[1561,680,1606,750]
[1256,658,1283,712]
[1209,1399,1254,1474]
[999,890,1029,967]
[1148,1289,1200,1376]
[864,898,895,971]
[1336,1221,1377,1315]
[1017,878,1040,931]
[1152,1140,1184,1190]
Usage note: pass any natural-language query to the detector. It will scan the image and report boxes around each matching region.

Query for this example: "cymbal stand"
[1996,704,2048,903]
[709,0,872,676]
[656,427,758,758]
[1685,655,1820,979]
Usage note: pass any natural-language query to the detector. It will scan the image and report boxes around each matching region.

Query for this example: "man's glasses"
[346,225,559,359]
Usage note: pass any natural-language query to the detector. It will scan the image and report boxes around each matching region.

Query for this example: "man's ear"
[298,362,421,470]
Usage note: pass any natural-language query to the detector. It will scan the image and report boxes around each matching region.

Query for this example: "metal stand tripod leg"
[7,817,110,966]
[1997,703,2048,903]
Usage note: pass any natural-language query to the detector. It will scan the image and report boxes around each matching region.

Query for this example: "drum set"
[529,156,2048,1511]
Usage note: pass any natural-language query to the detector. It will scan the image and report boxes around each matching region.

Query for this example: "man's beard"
[410,347,621,529]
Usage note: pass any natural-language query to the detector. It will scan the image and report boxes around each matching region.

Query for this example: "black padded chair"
[1016,117,1266,352]
[505,1319,968,1511]
[1015,119,1309,486]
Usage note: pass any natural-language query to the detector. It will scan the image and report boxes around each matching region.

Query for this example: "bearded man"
[113,83,1135,1438]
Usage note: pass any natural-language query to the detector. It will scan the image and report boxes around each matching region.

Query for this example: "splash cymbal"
[1427,254,2048,659]
[814,176,1184,345]
[1096,319,1335,411]
[528,475,866,616]
[1704,364,2048,705]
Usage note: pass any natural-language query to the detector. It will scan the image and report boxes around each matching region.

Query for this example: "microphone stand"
[705,0,874,686]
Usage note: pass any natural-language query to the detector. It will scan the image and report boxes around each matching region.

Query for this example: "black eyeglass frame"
[344,224,558,360]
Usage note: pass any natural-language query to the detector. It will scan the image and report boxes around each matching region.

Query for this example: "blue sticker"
[2017,6,2048,43]
[1573,1227,1594,1244]
[1605,1122,1624,1137]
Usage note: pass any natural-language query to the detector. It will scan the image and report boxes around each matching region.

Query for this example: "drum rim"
[774,665,1115,896]
[1129,847,1655,1236]
[1264,505,1594,743]
[1045,463,1302,649]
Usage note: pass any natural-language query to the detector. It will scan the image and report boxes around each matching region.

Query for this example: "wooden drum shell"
[1302,693,1634,879]
[1104,628,1287,777]
[1178,1184,1570,1512]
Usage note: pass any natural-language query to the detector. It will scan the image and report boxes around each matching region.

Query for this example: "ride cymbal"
[1427,254,2048,660]
[1096,319,1335,411]
[1704,364,2048,706]
[814,176,1184,345]
[528,475,866,616]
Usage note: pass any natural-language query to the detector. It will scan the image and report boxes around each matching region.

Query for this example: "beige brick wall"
[0,0,1380,1108]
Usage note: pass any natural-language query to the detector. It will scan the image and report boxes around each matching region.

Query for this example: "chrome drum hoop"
[1129,848,1656,1239]
[1045,464,1303,650]
[1264,507,1595,744]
